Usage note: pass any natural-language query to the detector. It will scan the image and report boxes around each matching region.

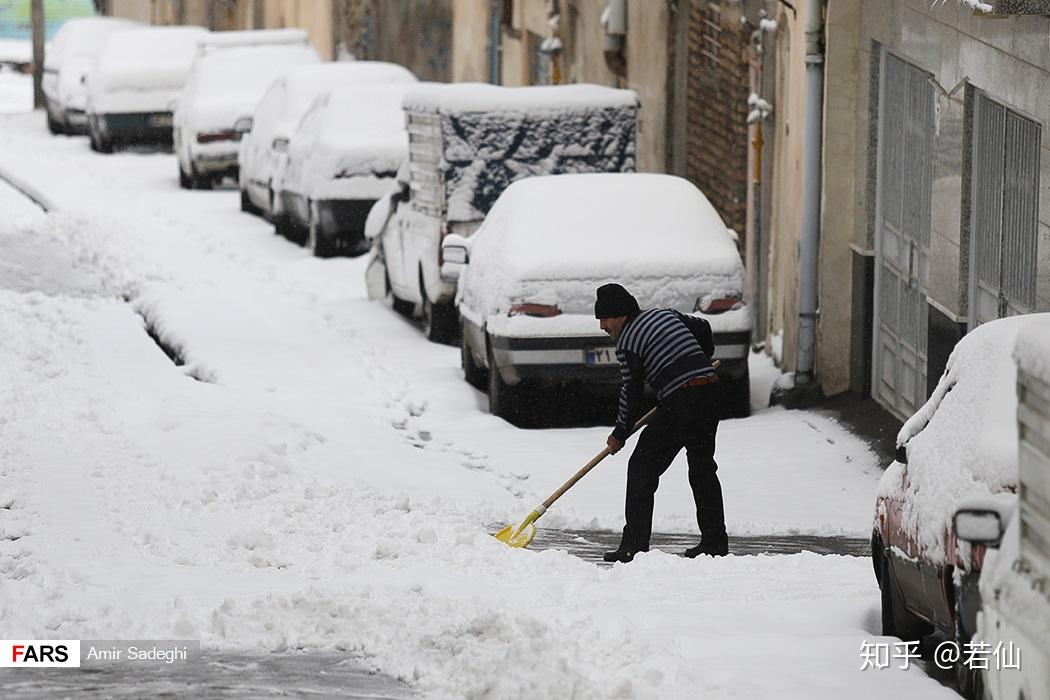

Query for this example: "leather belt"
[683,374,719,388]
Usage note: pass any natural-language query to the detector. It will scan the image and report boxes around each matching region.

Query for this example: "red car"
[871,316,1042,694]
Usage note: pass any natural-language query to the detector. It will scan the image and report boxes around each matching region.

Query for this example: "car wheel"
[461,325,486,389]
[487,344,518,420]
[879,554,931,642]
[47,110,62,135]
[724,370,751,419]
[422,294,457,345]
[240,188,257,213]
[179,164,192,189]
[307,212,333,258]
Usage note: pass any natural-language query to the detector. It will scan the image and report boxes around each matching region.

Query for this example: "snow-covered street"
[0,110,958,698]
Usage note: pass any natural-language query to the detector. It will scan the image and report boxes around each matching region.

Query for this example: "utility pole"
[32,0,45,109]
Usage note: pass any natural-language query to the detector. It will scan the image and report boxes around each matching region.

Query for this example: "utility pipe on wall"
[796,0,824,384]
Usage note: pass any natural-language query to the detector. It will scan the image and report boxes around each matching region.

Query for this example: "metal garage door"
[970,93,1041,326]
[873,52,934,421]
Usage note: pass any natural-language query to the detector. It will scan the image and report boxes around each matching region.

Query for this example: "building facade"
[767,0,1050,420]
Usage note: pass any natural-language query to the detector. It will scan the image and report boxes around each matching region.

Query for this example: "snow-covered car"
[959,319,1050,700]
[369,82,639,344]
[873,314,1050,695]
[274,84,412,257]
[173,42,319,189]
[442,173,752,419]
[84,25,208,152]
[43,16,140,134]
[238,61,416,218]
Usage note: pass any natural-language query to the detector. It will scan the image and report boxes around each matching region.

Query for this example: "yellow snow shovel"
[494,404,658,549]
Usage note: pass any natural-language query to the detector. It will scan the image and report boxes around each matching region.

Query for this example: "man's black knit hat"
[594,283,640,319]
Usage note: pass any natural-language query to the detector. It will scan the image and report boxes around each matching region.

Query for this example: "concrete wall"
[626,0,669,173]
[817,0,862,395]
[332,0,453,80]
[766,0,808,371]
[451,0,489,82]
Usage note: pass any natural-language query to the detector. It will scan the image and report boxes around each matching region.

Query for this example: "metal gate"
[970,93,1041,326]
[873,53,934,421]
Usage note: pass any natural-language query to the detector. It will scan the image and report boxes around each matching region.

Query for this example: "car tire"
[879,554,931,642]
[240,188,258,214]
[47,111,62,135]
[421,290,457,345]
[724,370,752,419]
[461,326,486,389]
[179,164,192,189]
[307,212,333,258]
[487,344,518,420]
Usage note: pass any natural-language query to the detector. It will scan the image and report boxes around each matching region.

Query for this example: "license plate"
[584,348,618,366]
[149,114,173,127]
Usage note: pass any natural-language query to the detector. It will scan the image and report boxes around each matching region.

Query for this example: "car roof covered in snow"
[197,28,309,53]
[48,16,141,65]
[402,82,639,114]
[475,173,741,281]
[92,26,209,91]
[279,62,417,114]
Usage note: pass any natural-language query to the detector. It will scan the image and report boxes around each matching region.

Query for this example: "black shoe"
[603,547,642,563]
[683,539,728,558]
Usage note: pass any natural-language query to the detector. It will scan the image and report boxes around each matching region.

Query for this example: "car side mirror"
[272,137,289,153]
[440,234,470,282]
[234,117,253,134]
[895,443,908,465]
[953,508,1006,548]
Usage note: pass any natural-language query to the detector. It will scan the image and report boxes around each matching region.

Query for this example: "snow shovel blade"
[494,509,541,548]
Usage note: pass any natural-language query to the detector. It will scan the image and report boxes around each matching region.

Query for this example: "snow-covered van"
[962,319,1050,700]
[367,83,638,344]
[85,25,209,152]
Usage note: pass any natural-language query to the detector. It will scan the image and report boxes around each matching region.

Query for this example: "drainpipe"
[796,0,824,385]
[488,0,502,84]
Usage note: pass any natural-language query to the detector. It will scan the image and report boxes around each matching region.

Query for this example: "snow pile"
[403,83,638,222]
[879,315,1050,563]
[458,174,747,336]
[0,68,31,114]
[282,84,410,201]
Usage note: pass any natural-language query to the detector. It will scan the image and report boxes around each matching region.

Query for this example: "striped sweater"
[612,308,716,440]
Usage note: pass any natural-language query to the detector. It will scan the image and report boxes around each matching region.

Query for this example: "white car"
[274,84,412,257]
[173,43,319,189]
[238,61,416,217]
[443,173,752,419]
[43,16,140,135]
[85,26,208,152]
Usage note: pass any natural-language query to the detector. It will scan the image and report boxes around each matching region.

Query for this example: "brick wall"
[684,1,750,239]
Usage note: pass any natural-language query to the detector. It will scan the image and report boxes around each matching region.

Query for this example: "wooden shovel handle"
[540,360,720,510]
[541,405,658,509]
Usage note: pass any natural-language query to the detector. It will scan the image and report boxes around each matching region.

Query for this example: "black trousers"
[620,385,726,551]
